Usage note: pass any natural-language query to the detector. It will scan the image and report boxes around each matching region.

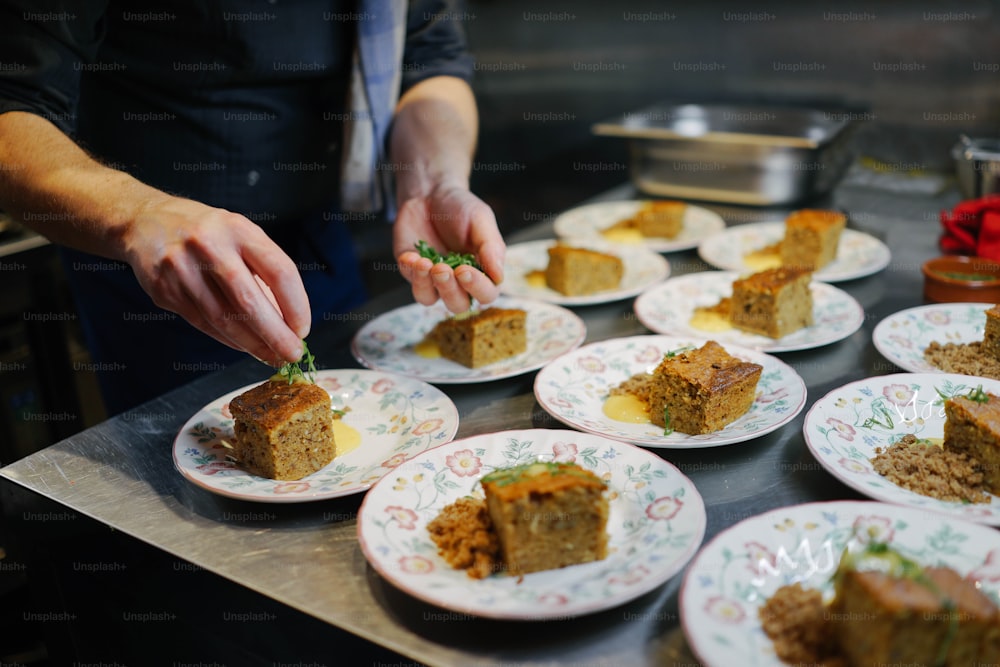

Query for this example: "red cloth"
[940,194,1000,260]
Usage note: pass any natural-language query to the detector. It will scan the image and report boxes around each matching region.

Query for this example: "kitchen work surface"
[0,179,964,665]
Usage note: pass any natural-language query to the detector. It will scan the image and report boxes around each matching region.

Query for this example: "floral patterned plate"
[680,500,1000,667]
[172,369,459,503]
[803,372,1000,525]
[872,302,992,373]
[552,200,726,253]
[633,271,864,353]
[533,335,806,449]
[356,428,706,620]
[697,221,891,282]
[351,297,586,384]
[500,239,670,305]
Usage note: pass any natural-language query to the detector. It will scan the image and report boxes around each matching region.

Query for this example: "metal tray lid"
[592,102,860,149]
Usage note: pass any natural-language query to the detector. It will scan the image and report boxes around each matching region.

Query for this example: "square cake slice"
[984,305,1000,361]
[648,340,762,434]
[729,266,814,338]
[229,380,335,480]
[635,200,686,238]
[545,245,623,296]
[780,208,846,270]
[944,392,1000,493]
[481,461,609,576]
[831,550,1000,667]
[430,307,527,368]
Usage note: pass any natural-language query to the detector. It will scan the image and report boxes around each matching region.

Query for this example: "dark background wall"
[462,0,1000,235]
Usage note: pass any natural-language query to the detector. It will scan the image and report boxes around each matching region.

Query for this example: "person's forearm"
[0,110,166,260]
[389,76,478,202]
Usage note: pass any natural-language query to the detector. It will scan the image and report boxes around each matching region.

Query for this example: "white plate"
[873,302,993,373]
[552,200,726,253]
[680,500,1000,667]
[356,428,706,620]
[351,297,586,384]
[534,335,807,449]
[803,372,1000,525]
[499,239,670,305]
[172,369,459,502]
[697,221,891,282]
[633,271,864,353]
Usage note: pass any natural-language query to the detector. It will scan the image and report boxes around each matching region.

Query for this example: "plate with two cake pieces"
[697,218,891,283]
[499,239,670,305]
[872,302,1000,376]
[680,500,1000,667]
[356,428,707,620]
[351,296,586,384]
[551,199,727,253]
[633,271,865,353]
[803,372,1000,525]
[172,369,460,502]
[533,335,807,449]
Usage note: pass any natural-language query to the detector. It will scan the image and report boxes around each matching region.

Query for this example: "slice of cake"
[729,266,814,338]
[780,209,846,270]
[429,307,527,368]
[481,461,609,576]
[634,200,686,238]
[830,543,1000,667]
[545,245,623,296]
[944,390,1000,493]
[647,340,762,434]
[984,305,1000,361]
[229,379,335,480]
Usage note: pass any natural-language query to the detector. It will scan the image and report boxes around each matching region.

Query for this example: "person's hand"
[121,194,310,364]
[394,183,505,313]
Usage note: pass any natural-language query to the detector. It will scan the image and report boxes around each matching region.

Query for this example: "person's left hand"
[394,183,504,313]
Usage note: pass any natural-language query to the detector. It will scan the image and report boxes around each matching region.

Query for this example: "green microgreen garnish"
[274,340,317,384]
[415,240,483,272]
[663,406,673,436]
[967,384,989,403]
[664,345,696,360]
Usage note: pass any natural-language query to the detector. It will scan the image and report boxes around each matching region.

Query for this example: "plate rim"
[171,368,460,503]
[872,301,994,373]
[678,498,1000,667]
[697,220,891,282]
[633,271,865,353]
[349,297,587,384]
[499,238,671,305]
[802,370,1000,525]
[355,427,708,620]
[532,334,808,449]
[552,199,727,253]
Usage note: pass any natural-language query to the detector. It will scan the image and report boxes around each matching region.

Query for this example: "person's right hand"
[120,194,310,365]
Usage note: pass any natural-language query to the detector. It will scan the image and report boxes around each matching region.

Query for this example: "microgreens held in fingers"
[275,340,317,384]
[415,240,483,272]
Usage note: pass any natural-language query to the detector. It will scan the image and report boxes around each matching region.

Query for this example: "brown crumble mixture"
[871,434,990,504]
[924,340,1000,380]
[759,583,846,667]
[426,496,501,579]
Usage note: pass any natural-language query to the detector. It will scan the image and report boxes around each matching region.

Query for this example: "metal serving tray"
[593,103,861,206]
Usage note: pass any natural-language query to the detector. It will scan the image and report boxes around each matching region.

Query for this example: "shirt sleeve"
[400,0,475,93]
[0,1,109,135]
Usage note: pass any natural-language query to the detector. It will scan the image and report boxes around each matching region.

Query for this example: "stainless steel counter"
[0,178,963,665]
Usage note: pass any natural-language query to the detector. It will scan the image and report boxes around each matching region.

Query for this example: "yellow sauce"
[332,420,362,456]
[602,394,650,424]
[413,336,441,358]
[743,242,783,272]
[600,227,645,244]
[525,270,547,288]
[689,309,734,332]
